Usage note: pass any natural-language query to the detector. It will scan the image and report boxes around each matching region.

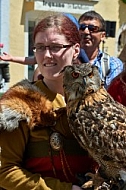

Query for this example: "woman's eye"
[71,72,79,78]
[51,46,60,52]
[37,46,45,51]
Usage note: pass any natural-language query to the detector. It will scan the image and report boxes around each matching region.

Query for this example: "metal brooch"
[50,132,63,151]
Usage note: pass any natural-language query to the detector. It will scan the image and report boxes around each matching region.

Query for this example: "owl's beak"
[59,66,68,74]
[59,68,65,74]
[85,89,94,95]
[53,67,66,77]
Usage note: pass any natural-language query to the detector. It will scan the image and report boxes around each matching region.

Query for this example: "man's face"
[79,19,106,51]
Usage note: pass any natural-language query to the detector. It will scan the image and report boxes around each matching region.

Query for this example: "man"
[78,11,123,89]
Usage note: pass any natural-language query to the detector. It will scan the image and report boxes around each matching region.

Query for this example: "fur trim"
[0,79,56,131]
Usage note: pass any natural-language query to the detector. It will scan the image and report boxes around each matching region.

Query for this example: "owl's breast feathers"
[0,79,56,131]
[67,86,126,173]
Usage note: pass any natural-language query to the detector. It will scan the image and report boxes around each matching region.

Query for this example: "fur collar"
[0,79,56,131]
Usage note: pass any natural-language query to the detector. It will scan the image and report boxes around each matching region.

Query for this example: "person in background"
[0,13,96,190]
[0,52,41,81]
[107,65,126,106]
[0,13,89,82]
[0,53,36,65]
[108,44,126,106]
[78,10,124,89]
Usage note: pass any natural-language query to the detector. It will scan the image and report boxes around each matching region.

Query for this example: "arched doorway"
[116,23,126,64]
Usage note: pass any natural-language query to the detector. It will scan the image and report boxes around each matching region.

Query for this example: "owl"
[62,63,126,190]
[0,79,56,131]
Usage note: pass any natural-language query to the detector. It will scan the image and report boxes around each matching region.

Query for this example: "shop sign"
[34,0,94,14]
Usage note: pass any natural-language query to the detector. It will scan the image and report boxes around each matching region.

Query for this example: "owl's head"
[63,63,102,102]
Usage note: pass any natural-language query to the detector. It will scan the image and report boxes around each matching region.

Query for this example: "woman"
[0,14,96,190]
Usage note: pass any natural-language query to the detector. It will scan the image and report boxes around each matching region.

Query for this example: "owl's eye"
[71,71,79,78]
[88,72,93,78]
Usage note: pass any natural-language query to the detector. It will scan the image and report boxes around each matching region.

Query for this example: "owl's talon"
[81,179,93,189]
[81,172,106,190]
[97,182,111,190]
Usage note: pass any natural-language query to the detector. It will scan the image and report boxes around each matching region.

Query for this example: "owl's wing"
[69,98,126,167]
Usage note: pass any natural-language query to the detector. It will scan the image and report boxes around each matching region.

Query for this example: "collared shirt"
[92,50,124,89]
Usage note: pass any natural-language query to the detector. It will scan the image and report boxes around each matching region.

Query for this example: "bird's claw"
[81,172,107,190]
[97,182,111,190]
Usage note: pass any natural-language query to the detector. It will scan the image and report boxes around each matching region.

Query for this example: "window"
[105,21,116,38]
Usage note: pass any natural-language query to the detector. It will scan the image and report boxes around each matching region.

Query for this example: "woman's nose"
[43,48,53,58]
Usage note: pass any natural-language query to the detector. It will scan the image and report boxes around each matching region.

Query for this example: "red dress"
[108,74,126,106]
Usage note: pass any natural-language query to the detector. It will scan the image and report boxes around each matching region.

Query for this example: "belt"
[25,139,88,158]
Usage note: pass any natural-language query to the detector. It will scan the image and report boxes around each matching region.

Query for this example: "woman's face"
[34,28,80,80]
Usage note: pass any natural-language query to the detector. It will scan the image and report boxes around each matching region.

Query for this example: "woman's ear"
[73,43,80,60]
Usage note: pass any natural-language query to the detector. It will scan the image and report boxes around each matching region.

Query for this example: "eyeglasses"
[79,24,103,33]
[33,44,73,53]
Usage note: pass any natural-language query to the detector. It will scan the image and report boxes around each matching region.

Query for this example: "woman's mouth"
[44,63,57,67]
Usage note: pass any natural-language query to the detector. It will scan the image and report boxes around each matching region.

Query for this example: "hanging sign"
[34,0,94,14]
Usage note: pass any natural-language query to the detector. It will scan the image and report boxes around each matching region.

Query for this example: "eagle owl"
[63,63,126,190]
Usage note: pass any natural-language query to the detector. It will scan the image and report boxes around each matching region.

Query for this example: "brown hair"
[33,13,80,45]
[78,11,106,31]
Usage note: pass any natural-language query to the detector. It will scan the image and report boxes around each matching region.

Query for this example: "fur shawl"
[0,79,56,131]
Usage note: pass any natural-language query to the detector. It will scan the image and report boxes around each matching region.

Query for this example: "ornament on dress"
[50,132,63,151]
